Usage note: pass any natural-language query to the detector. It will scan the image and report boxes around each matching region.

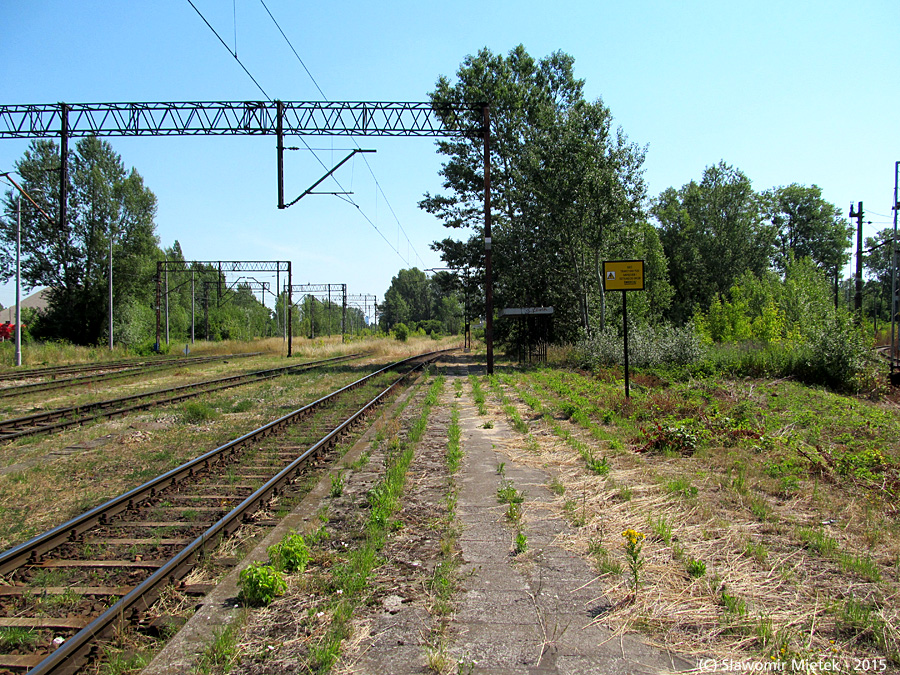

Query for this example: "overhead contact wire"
[186,0,271,101]
[258,0,424,267]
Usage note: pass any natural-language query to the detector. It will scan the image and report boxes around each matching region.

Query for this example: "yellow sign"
[603,260,645,291]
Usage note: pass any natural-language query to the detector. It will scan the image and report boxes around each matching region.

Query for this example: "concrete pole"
[108,230,114,350]
[15,195,21,367]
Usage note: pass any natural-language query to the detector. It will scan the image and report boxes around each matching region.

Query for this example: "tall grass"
[0,334,461,370]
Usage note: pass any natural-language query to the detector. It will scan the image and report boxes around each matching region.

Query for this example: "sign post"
[602,260,645,398]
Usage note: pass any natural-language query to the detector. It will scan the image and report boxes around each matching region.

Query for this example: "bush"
[267,530,310,573]
[640,420,701,455]
[574,322,705,369]
[416,319,443,335]
[238,562,286,605]
[392,322,409,341]
[797,312,874,390]
[180,401,219,424]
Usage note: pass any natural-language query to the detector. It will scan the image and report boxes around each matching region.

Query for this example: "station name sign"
[602,260,645,291]
[499,307,554,317]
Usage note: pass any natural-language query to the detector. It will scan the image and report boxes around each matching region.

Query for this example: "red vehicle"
[0,323,23,341]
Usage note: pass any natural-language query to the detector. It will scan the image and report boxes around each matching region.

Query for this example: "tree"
[379,268,432,331]
[423,46,661,343]
[653,162,774,324]
[863,227,896,322]
[0,138,159,344]
[764,183,850,277]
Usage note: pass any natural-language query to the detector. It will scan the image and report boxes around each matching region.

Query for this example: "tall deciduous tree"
[863,227,896,320]
[653,161,774,324]
[0,138,159,344]
[764,183,850,276]
[379,268,432,330]
[423,46,663,343]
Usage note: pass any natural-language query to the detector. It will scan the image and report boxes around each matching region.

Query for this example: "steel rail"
[0,352,260,383]
[0,353,264,399]
[0,350,443,575]
[12,350,446,675]
[0,353,362,441]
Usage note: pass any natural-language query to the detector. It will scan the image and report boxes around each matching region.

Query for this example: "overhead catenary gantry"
[347,293,377,331]
[156,260,291,354]
[287,283,347,342]
[1,100,495,372]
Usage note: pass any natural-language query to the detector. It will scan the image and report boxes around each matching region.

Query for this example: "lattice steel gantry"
[1,99,495,372]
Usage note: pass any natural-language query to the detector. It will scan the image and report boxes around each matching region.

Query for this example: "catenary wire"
[185,0,271,101]
[257,0,425,268]
[185,0,411,265]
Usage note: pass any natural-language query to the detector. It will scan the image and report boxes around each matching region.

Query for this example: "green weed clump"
[640,421,700,455]
[514,530,528,555]
[180,400,219,424]
[267,530,310,573]
[238,561,287,606]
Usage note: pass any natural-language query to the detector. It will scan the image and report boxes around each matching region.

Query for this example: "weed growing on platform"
[238,562,286,606]
[622,529,645,591]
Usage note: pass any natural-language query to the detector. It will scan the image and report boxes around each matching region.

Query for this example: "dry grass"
[488,369,900,668]
[0,334,461,371]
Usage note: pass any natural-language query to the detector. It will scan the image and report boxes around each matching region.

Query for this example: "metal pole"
[59,103,68,238]
[191,270,195,344]
[277,269,281,342]
[342,284,347,343]
[892,162,899,380]
[483,105,494,375]
[277,100,285,210]
[155,262,161,350]
[15,195,21,367]
[623,291,630,399]
[165,261,170,345]
[287,263,293,357]
[851,201,864,318]
[108,228,113,350]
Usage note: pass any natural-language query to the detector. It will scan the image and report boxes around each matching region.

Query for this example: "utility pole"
[892,162,899,384]
[108,229,114,351]
[165,261,170,345]
[483,104,494,375]
[15,195,21,367]
[850,201,864,317]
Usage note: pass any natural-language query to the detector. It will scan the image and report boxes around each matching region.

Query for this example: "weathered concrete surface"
[143,380,423,675]
[449,363,691,675]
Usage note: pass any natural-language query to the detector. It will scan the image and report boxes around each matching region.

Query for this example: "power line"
[257,0,327,100]
[292,135,413,266]
[185,0,271,101]
[258,0,424,268]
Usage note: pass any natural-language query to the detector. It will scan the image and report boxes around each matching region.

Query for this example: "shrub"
[267,530,310,573]
[392,322,409,342]
[574,322,704,369]
[416,319,443,335]
[640,421,701,455]
[797,312,874,390]
[180,400,218,424]
[238,562,286,605]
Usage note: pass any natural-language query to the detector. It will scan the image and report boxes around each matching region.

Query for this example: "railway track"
[0,353,264,400]
[0,349,445,674]
[0,352,260,384]
[0,353,362,442]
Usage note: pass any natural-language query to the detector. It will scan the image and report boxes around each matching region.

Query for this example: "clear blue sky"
[1,0,897,311]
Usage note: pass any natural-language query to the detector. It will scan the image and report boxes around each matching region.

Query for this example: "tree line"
[0,139,366,349]
[1,46,884,358]
[383,45,874,356]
